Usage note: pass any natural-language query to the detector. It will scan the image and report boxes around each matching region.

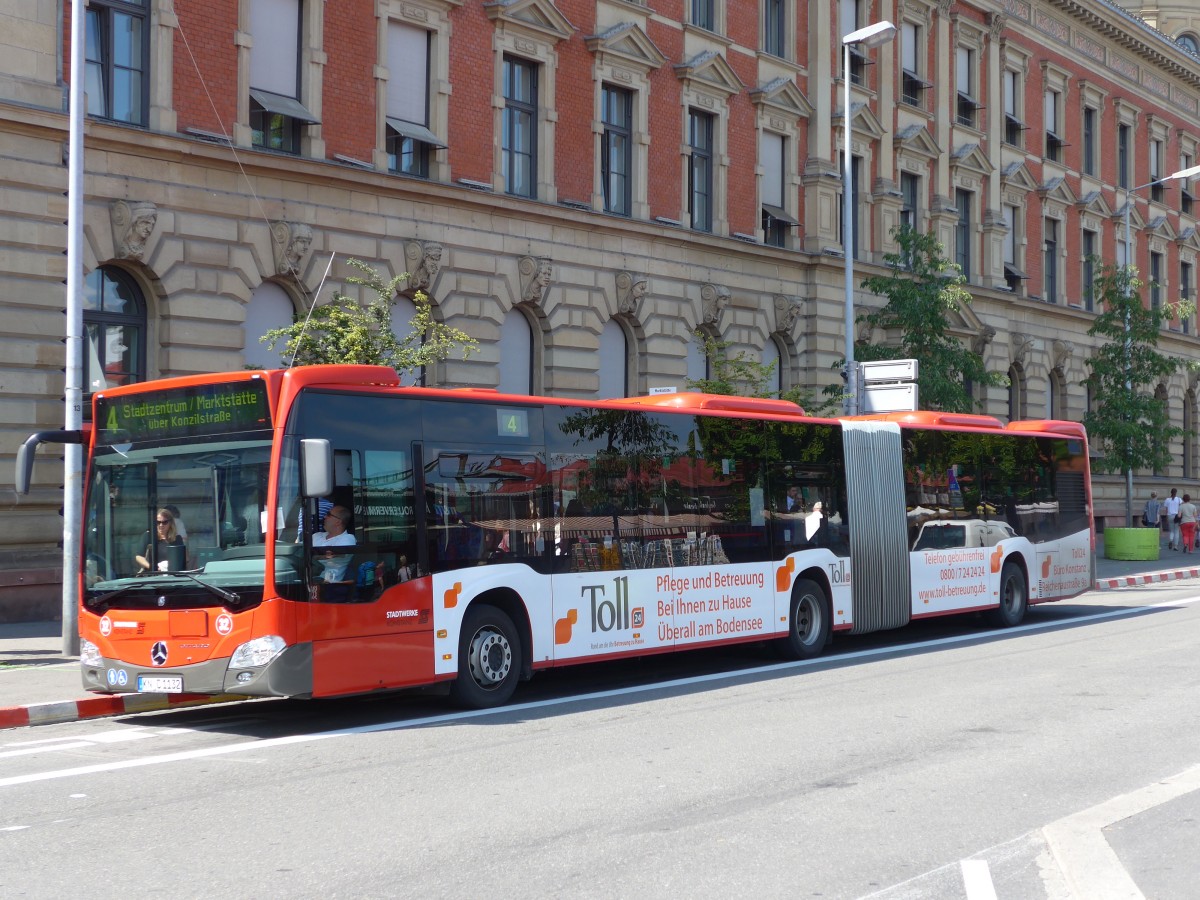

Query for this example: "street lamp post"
[1119,163,1200,526]
[842,20,896,416]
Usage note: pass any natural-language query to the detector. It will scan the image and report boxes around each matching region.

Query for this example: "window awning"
[386,117,448,149]
[762,204,800,226]
[249,89,319,124]
[1004,263,1029,280]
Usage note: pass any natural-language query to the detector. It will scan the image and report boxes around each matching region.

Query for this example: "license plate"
[137,676,183,693]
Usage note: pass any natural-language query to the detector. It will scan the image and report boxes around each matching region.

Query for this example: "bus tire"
[781,578,830,660]
[989,561,1028,628]
[448,604,521,709]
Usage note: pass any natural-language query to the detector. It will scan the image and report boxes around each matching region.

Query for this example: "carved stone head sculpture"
[403,240,444,294]
[519,256,553,305]
[616,272,647,316]
[110,200,158,260]
[701,283,730,328]
[272,221,313,276]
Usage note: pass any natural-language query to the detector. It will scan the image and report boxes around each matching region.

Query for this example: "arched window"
[761,338,783,396]
[1186,391,1196,480]
[498,308,533,395]
[1007,364,1025,421]
[390,294,421,385]
[1050,369,1067,420]
[244,282,296,369]
[84,266,146,403]
[598,319,629,398]
[1154,384,1169,475]
[687,328,714,387]
[1178,33,1200,55]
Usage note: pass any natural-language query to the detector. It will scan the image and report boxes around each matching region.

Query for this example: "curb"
[0,692,244,730]
[1094,567,1200,591]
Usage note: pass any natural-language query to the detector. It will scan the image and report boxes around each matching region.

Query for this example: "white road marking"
[1,594,1198,790]
[1043,762,1200,900]
[960,859,998,900]
[0,727,162,759]
[0,742,94,760]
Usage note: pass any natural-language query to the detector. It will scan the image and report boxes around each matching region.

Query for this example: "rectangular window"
[851,156,862,261]
[764,0,786,57]
[1118,124,1130,189]
[760,131,792,248]
[1151,251,1163,311]
[85,0,149,125]
[502,56,538,198]
[601,85,633,216]
[900,172,919,232]
[956,47,977,128]
[249,0,316,152]
[1183,153,1195,216]
[1150,140,1164,202]
[688,110,714,232]
[901,23,928,107]
[1044,90,1063,162]
[1082,107,1097,176]
[1182,261,1193,334]
[1003,204,1026,293]
[692,0,715,31]
[843,0,866,85]
[1082,230,1097,311]
[1043,218,1058,303]
[386,22,440,178]
[955,189,972,280]
[1003,70,1023,146]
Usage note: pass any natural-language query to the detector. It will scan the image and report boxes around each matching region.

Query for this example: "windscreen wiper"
[164,571,242,604]
[90,582,143,606]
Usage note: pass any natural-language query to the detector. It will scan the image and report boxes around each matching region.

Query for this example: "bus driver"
[312,505,356,582]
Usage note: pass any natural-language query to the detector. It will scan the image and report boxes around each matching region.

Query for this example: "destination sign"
[95,381,271,445]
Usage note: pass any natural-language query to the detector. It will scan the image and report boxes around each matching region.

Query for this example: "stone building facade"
[3,0,1200,615]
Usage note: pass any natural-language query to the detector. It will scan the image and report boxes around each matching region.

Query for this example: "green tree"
[260,258,477,377]
[854,226,1004,412]
[686,332,837,416]
[1082,261,1191,523]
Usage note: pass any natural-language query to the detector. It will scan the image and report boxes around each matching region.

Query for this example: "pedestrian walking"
[1142,491,1162,531]
[1180,494,1198,553]
[1164,488,1183,550]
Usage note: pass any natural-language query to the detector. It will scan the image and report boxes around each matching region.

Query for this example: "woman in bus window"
[136,508,185,573]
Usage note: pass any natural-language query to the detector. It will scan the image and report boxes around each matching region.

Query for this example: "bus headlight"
[229,635,287,668]
[80,639,102,667]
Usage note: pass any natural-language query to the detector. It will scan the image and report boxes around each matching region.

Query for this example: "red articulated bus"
[17,365,1095,708]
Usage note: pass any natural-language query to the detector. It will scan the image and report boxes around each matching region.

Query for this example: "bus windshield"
[84,379,299,611]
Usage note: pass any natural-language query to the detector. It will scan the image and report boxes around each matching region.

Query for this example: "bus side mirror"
[15,430,83,496]
[300,438,333,498]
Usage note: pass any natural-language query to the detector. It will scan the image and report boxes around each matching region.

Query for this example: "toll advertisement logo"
[555,577,644,645]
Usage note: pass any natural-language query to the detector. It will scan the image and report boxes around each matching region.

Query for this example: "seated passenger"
[313,505,356,582]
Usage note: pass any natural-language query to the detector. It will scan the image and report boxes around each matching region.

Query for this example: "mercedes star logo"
[150,642,168,667]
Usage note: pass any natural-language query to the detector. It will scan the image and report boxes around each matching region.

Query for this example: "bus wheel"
[989,562,1028,628]
[781,578,830,659]
[449,604,521,709]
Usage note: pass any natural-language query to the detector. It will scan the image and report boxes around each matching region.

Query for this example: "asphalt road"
[1,586,1198,899]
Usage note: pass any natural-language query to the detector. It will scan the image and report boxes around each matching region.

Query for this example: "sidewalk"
[1,534,1198,730]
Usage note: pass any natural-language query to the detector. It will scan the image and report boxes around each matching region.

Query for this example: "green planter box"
[1104,527,1161,561]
